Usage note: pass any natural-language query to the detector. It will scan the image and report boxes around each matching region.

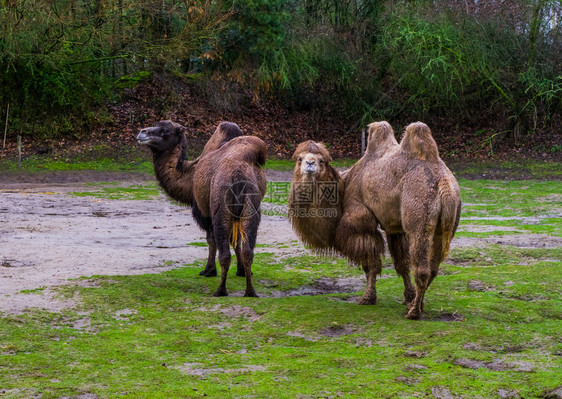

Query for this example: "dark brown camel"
[137,120,267,297]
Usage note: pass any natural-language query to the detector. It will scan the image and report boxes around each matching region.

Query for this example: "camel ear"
[175,124,186,136]
[291,150,301,161]
[176,129,188,170]
[315,142,332,163]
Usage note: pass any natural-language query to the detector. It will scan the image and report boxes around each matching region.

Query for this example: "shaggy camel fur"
[137,120,267,297]
[289,122,461,319]
[289,140,344,250]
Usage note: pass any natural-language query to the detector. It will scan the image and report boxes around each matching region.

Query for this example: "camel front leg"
[199,230,218,277]
[358,258,380,305]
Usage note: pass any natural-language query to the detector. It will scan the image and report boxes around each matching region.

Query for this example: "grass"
[0,248,560,398]
[1,159,561,398]
[71,182,161,201]
[0,156,154,173]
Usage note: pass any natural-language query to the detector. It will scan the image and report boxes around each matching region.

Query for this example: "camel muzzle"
[136,131,151,144]
[303,164,317,174]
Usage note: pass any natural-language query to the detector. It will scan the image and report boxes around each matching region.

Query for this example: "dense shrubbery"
[0,0,560,140]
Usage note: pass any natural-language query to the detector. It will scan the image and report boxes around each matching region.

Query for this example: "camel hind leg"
[387,233,415,305]
[234,241,246,277]
[237,212,261,298]
[404,219,438,320]
[335,203,384,305]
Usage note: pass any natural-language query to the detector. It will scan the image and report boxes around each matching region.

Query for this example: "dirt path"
[1,171,560,314]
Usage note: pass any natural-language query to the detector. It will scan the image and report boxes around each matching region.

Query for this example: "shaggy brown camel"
[289,140,344,250]
[289,122,461,319]
[137,120,267,297]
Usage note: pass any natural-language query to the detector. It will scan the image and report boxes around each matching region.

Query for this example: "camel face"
[137,120,184,152]
[297,152,325,179]
[292,140,332,182]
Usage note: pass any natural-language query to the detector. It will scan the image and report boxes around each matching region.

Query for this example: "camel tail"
[401,122,439,161]
[227,168,260,248]
[438,178,461,260]
[231,219,247,248]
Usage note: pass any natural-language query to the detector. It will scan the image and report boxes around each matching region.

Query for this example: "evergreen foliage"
[0,0,560,139]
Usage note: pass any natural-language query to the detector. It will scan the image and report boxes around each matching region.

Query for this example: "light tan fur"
[289,141,344,251]
[289,122,461,319]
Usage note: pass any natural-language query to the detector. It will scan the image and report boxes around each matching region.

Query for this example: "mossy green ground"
[0,164,561,398]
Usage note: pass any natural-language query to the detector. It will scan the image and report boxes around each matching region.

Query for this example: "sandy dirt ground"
[1,170,560,314]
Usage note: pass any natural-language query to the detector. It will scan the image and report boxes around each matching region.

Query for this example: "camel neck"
[152,146,196,205]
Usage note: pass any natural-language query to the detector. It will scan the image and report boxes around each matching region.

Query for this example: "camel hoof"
[244,291,258,298]
[403,297,415,306]
[213,288,228,297]
[405,310,422,320]
[404,293,416,305]
[200,268,217,277]
[357,296,377,305]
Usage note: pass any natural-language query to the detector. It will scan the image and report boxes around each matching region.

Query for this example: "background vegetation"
[0,0,560,147]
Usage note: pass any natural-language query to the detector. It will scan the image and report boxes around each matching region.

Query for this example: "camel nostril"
[306,161,315,166]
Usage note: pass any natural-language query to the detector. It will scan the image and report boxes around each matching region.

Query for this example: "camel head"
[291,140,332,181]
[137,120,187,153]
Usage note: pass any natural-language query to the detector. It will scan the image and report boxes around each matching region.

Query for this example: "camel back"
[214,136,267,167]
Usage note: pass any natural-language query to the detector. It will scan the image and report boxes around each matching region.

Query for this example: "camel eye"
[298,157,302,163]
[319,159,324,164]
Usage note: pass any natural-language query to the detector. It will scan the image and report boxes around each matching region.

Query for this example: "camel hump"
[292,140,332,162]
[365,121,399,155]
[202,121,244,155]
[400,122,439,161]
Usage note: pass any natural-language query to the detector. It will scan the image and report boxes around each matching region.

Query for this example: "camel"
[137,120,267,297]
[288,140,344,250]
[289,122,461,319]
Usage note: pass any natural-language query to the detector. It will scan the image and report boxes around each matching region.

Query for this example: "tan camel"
[289,122,461,319]
[137,120,267,297]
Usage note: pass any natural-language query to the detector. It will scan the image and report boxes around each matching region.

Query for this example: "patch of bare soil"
[452,234,562,249]
[0,173,301,314]
[176,362,266,377]
[454,358,535,372]
[269,277,366,298]
[468,280,496,292]
[320,324,357,338]
[431,386,455,399]
[198,304,262,322]
[541,386,562,399]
